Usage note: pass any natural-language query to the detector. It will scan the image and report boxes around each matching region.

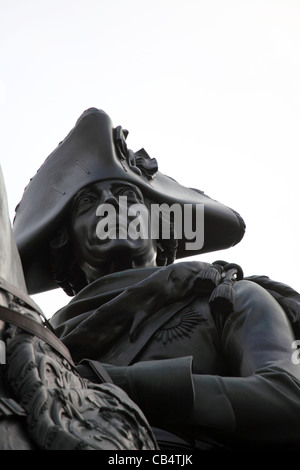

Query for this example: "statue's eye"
[116,187,142,201]
[76,194,97,208]
[124,189,137,198]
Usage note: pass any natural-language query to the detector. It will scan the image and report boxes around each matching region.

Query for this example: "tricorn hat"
[13,108,245,294]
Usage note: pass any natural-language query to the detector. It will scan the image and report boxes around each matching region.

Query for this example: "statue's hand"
[99,357,194,427]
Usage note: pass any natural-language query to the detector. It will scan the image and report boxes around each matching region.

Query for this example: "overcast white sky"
[1,0,300,318]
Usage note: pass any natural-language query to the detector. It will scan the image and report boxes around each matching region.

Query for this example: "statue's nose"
[101,190,119,209]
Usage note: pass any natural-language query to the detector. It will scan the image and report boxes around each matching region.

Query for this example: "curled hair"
[49,226,87,296]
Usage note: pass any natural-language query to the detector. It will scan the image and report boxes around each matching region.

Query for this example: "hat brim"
[13,108,245,294]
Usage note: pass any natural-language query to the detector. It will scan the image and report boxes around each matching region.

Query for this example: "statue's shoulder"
[245,275,300,338]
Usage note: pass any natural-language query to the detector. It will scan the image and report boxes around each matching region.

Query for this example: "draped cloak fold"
[50,262,300,448]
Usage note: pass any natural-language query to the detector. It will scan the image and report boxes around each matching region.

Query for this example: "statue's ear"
[49,226,87,297]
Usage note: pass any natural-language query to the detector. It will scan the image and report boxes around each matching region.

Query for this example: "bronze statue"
[1,108,300,450]
[0,163,157,450]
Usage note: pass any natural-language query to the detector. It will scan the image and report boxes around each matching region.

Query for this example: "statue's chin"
[82,240,157,281]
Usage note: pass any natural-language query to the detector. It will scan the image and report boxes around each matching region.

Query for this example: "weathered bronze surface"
[1,108,300,450]
[0,164,157,450]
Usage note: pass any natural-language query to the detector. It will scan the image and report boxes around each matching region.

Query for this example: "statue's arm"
[183,280,300,444]
[90,281,300,446]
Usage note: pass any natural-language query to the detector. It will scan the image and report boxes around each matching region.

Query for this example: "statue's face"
[68,180,157,283]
